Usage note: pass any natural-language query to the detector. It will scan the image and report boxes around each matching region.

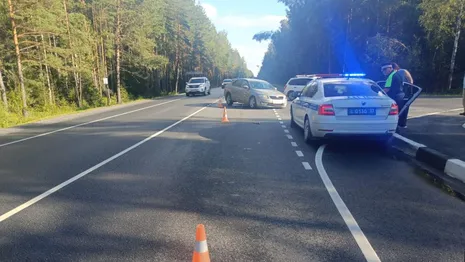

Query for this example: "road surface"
[0,88,464,261]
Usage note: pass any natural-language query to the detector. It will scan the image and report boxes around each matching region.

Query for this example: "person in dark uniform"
[381,62,407,128]
[392,63,412,127]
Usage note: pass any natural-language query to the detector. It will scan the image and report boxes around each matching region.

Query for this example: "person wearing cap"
[392,63,413,127]
[381,62,407,128]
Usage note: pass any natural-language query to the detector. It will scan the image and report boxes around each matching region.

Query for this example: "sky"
[196,0,287,76]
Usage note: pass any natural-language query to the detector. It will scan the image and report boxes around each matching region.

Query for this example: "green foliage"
[258,0,465,92]
[0,0,251,127]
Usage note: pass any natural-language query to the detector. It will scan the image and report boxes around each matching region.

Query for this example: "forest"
[256,0,465,93]
[0,0,252,127]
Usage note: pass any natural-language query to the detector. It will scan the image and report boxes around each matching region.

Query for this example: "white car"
[290,76,399,143]
[284,75,317,100]
[186,77,211,96]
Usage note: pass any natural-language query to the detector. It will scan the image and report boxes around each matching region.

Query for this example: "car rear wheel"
[290,107,297,128]
[186,93,190,97]
[249,96,257,109]
[304,117,315,143]
[226,93,233,106]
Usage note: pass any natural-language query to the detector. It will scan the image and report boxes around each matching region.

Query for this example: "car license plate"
[348,107,376,115]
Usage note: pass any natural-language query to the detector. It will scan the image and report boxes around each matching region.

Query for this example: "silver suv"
[224,78,287,108]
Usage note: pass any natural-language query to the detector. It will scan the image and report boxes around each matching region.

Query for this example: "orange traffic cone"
[192,224,210,262]
[217,98,224,108]
[221,107,229,123]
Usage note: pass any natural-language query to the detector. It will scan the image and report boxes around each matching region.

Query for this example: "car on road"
[186,77,211,96]
[284,75,317,100]
[221,79,232,89]
[224,78,287,108]
[290,75,399,143]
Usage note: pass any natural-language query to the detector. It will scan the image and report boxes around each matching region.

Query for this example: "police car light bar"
[313,73,366,78]
[295,74,317,78]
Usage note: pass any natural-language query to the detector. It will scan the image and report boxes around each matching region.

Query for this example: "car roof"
[317,78,375,84]
[242,78,268,82]
[190,77,206,79]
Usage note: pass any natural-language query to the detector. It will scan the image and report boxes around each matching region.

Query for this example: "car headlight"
[258,94,269,99]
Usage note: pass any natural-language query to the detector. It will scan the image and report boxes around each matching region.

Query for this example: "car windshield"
[324,82,385,97]
[189,78,205,84]
[289,78,312,86]
[249,81,274,90]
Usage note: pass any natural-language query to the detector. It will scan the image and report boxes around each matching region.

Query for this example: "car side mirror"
[243,85,249,89]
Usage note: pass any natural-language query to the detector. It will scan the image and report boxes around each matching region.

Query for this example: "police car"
[290,74,399,143]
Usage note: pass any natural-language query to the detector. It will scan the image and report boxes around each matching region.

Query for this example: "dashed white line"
[279,121,284,124]
[286,135,293,139]
[296,151,304,157]
[0,98,182,148]
[291,142,298,147]
[278,118,282,120]
[284,129,289,133]
[281,125,286,128]
[0,105,210,222]
[315,145,380,262]
[302,162,312,170]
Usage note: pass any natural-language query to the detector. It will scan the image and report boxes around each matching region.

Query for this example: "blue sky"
[197,0,287,76]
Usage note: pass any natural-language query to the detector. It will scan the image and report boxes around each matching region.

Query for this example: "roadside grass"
[0,92,182,128]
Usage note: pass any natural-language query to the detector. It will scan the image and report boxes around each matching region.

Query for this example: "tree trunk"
[115,0,122,104]
[0,70,8,108]
[63,0,81,107]
[8,0,27,116]
[41,34,53,105]
[448,0,464,90]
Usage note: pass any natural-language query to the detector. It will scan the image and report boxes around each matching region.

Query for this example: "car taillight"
[389,103,398,115]
[318,104,335,116]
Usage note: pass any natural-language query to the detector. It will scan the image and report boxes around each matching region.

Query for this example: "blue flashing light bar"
[342,73,366,77]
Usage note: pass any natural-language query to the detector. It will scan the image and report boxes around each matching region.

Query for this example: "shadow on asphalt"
[1,118,464,261]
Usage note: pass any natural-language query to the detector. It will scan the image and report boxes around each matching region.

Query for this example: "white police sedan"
[290,74,399,143]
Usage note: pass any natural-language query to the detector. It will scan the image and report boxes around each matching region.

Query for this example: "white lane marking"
[278,118,282,120]
[302,162,312,170]
[291,142,298,147]
[279,121,284,124]
[0,99,182,148]
[296,151,304,157]
[0,105,209,222]
[284,129,289,133]
[315,145,380,262]
[286,135,293,139]
[408,108,462,119]
[281,125,286,128]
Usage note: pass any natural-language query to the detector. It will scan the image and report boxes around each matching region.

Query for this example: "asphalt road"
[0,88,464,261]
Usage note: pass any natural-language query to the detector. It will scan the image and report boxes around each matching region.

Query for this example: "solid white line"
[408,108,462,119]
[315,145,380,262]
[0,106,208,222]
[286,135,293,139]
[279,121,284,124]
[281,125,286,128]
[291,142,298,147]
[296,151,304,157]
[302,162,312,170]
[284,129,289,133]
[0,99,182,148]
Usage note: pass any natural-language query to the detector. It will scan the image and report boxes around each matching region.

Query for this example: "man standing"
[381,62,407,128]
[461,72,465,116]
[392,63,413,126]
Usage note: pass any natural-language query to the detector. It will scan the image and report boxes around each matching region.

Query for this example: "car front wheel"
[249,96,257,109]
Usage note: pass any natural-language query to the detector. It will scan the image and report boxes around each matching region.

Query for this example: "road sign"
[103,77,108,85]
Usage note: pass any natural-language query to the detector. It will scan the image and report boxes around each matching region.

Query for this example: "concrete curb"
[392,133,465,184]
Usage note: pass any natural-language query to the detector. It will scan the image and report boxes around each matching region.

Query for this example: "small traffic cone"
[217,98,224,108]
[221,107,229,123]
[192,224,210,262]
